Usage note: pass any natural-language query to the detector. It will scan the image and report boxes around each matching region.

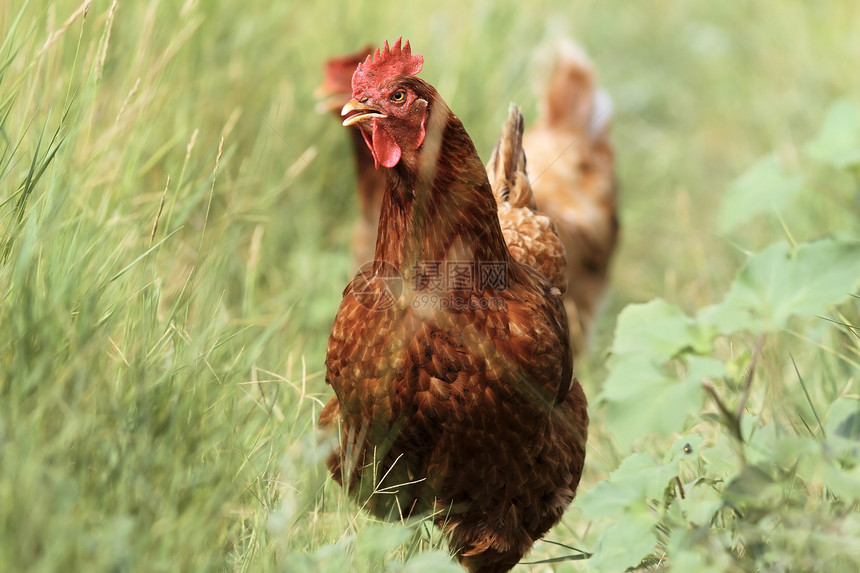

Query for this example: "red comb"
[351,37,424,96]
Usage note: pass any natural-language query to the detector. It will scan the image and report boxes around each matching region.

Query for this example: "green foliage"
[700,239,860,334]
[805,100,860,169]
[719,98,860,235]
[282,523,460,573]
[718,154,803,234]
[587,101,860,571]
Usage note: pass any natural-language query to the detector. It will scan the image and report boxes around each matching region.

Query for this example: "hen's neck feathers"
[373,93,515,289]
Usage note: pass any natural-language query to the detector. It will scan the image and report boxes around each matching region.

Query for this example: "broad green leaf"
[683,355,726,385]
[744,420,781,466]
[667,551,730,573]
[699,239,860,334]
[608,452,662,478]
[768,435,820,467]
[615,452,680,501]
[575,478,641,520]
[824,398,860,467]
[804,99,860,168]
[600,355,666,401]
[611,299,709,362]
[664,433,705,464]
[671,480,723,526]
[701,432,741,476]
[826,397,860,442]
[401,550,464,573]
[600,355,722,448]
[588,500,659,572]
[745,422,820,468]
[667,528,733,573]
[816,461,860,501]
[792,440,860,501]
[718,153,803,233]
[602,379,704,449]
[355,524,413,563]
[722,464,779,509]
[577,453,677,519]
[285,538,353,572]
[575,453,656,519]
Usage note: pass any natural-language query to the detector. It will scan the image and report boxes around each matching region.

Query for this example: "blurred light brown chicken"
[522,40,619,351]
[316,46,384,264]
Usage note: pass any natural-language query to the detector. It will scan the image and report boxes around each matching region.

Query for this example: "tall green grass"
[1,1,858,571]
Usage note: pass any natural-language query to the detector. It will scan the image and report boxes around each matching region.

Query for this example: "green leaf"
[671,480,723,526]
[588,500,659,573]
[601,367,702,449]
[600,356,667,402]
[718,153,804,233]
[355,524,414,564]
[576,454,655,519]
[826,398,860,443]
[666,527,734,573]
[816,461,860,501]
[824,398,860,466]
[701,432,741,476]
[611,299,710,363]
[285,537,353,572]
[577,453,677,519]
[600,355,722,448]
[400,550,464,573]
[575,479,640,520]
[601,300,721,448]
[791,439,860,501]
[699,239,860,334]
[722,464,779,509]
[664,433,705,464]
[768,435,820,467]
[804,99,860,169]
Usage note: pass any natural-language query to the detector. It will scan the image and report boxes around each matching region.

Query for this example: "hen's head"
[341,38,431,169]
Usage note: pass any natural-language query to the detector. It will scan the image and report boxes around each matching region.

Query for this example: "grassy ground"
[1,1,858,571]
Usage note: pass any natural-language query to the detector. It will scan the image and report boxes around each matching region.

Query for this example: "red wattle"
[372,122,402,168]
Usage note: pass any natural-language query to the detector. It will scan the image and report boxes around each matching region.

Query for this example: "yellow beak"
[341,99,387,127]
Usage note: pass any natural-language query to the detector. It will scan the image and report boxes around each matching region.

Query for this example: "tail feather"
[487,104,537,210]
[489,105,569,295]
[541,39,613,141]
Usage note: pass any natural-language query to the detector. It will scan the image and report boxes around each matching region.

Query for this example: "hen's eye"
[390,90,406,103]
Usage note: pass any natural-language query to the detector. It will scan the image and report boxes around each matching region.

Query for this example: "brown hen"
[319,38,588,573]
[523,40,619,351]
